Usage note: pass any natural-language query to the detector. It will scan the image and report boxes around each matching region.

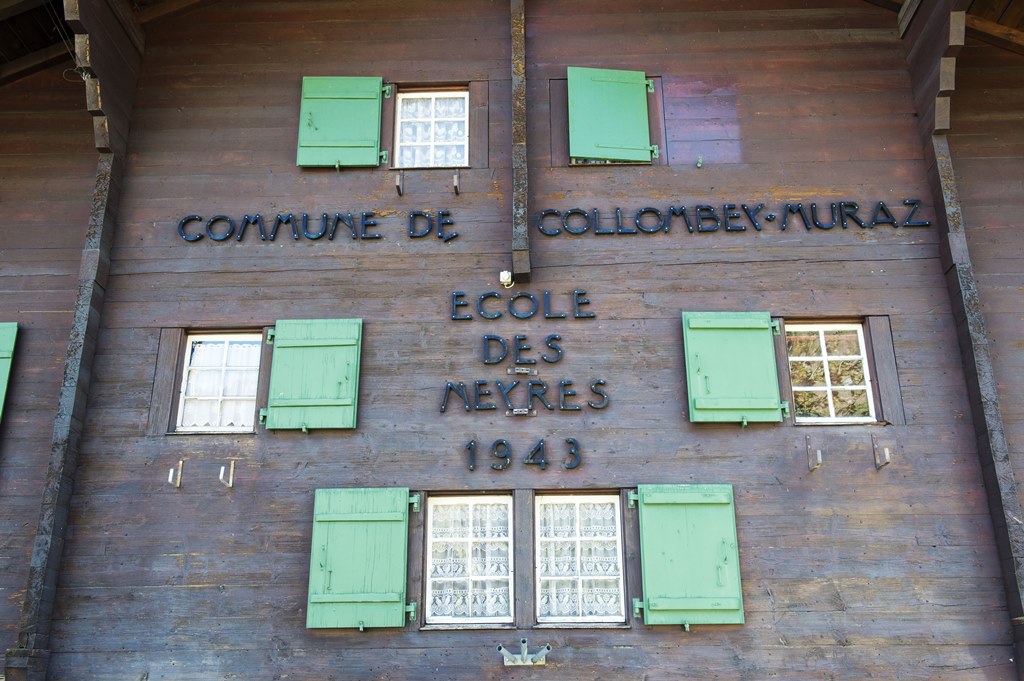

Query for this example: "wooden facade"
[2,1,1024,679]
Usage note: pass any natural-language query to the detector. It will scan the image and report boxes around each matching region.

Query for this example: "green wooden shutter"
[0,323,16,423]
[307,488,416,629]
[567,66,657,163]
[297,76,387,167]
[262,318,362,430]
[682,311,787,423]
[633,484,743,627]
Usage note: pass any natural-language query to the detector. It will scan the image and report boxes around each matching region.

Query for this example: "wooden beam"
[899,0,924,36]
[966,13,1024,56]
[510,0,531,280]
[0,43,72,85]
[137,0,206,24]
[0,0,47,21]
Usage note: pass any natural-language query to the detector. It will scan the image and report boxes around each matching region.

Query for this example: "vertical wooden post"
[902,5,1024,676]
[510,0,531,280]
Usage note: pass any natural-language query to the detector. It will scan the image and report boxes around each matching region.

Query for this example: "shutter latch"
[645,78,654,93]
[409,493,420,513]
[649,145,659,160]
[379,150,389,164]
[781,401,790,418]
[771,319,781,336]
[405,602,417,621]
[382,84,392,99]
[627,490,640,508]
[267,328,276,344]
[632,598,644,617]
[258,408,268,424]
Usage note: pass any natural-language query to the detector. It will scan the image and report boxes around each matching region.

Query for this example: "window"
[394,90,469,168]
[535,495,625,624]
[306,485,744,631]
[567,66,659,164]
[786,322,876,424]
[425,495,514,625]
[0,322,16,424]
[176,333,261,432]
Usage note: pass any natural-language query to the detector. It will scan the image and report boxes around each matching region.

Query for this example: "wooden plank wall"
[949,43,1024,549]
[0,65,95,655]
[41,1,1015,679]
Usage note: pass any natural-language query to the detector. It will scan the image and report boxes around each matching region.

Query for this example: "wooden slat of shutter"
[0,323,17,423]
[682,311,785,423]
[567,66,654,163]
[264,318,361,430]
[635,483,744,626]
[307,488,411,629]
[297,76,384,167]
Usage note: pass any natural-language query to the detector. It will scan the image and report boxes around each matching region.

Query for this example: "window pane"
[189,340,225,366]
[470,580,511,618]
[225,340,261,366]
[432,503,470,540]
[824,329,861,356]
[220,399,255,428]
[185,369,223,397]
[828,358,865,387]
[834,389,871,418]
[579,502,617,537]
[794,390,829,418]
[539,502,576,538]
[435,96,466,118]
[223,369,258,396]
[472,503,509,538]
[786,331,821,357]
[581,578,623,618]
[180,399,218,428]
[472,541,510,577]
[429,581,470,618]
[430,542,468,578]
[789,360,825,387]
[538,579,579,619]
[539,540,578,576]
[580,540,620,576]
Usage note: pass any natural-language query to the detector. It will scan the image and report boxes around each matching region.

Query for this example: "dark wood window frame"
[774,316,906,427]
[147,326,273,436]
[382,81,489,170]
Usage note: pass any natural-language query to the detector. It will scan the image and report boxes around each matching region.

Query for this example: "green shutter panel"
[0,323,16,423]
[262,318,362,430]
[307,488,417,629]
[633,483,743,627]
[297,76,387,167]
[682,311,787,423]
[567,66,657,163]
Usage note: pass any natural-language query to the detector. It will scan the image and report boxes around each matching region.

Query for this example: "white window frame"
[425,495,515,626]
[534,494,626,625]
[175,332,262,433]
[394,90,470,169]
[786,322,877,424]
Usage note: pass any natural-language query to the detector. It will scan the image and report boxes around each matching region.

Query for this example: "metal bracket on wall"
[168,459,183,488]
[395,171,403,196]
[506,408,536,417]
[806,436,822,471]
[497,638,552,666]
[872,433,893,469]
[219,460,235,488]
[453,169,460,195]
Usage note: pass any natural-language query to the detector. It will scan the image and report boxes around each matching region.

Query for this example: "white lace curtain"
[179,337,261,429]
[536,499,624,621]
[428,499,513,621]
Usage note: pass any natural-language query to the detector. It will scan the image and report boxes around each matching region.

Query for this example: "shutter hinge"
[258,408,268,424]
[409,493,420,513]
[770,319,781,336]
[650,145,659,160]
[405,602,417,621]
[632,598,644,617]
[645,78,654,93]
[382,84,392,99]
[627,490,640,508]
[379,150,389,164]
[781,401,790,418]
[267,328,276,344]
